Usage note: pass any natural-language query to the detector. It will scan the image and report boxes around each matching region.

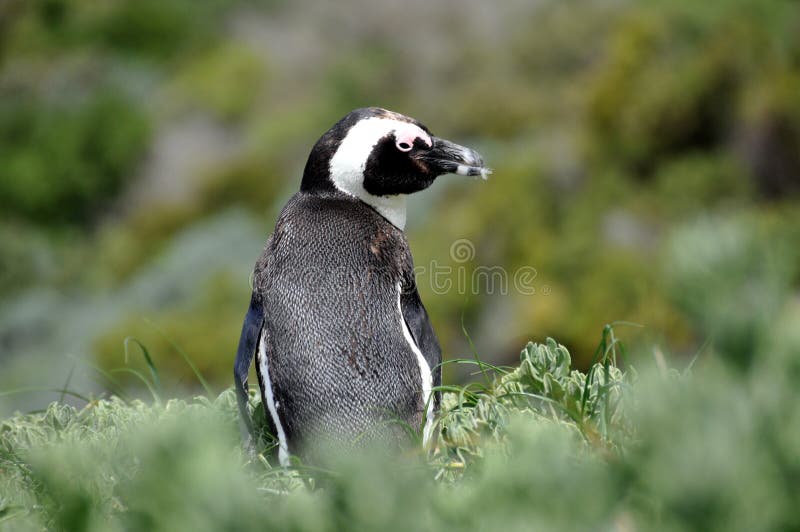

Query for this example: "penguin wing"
[233,291,265,438]
[400,286,442,405]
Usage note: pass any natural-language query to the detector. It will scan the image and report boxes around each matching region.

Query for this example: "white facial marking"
[258,330,290,466]
[397,282,435,447]
[329,117,431,230]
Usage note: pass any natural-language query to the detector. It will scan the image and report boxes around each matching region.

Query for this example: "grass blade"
[124,336,162,392]
[144,318,213,396]
[0,386,91,403]
[109,368,161,403]
[460,307,491,386]
[58,363,76,404]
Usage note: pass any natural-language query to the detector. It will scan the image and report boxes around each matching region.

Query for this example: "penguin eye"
[396,140,413,152]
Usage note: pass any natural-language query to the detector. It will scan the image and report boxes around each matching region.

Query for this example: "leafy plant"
[2,305,799,531]
[0,89,149,225]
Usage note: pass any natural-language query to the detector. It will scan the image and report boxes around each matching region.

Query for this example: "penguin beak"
[417,137,492,180]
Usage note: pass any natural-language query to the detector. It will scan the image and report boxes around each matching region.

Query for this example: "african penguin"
[234,107,489,465]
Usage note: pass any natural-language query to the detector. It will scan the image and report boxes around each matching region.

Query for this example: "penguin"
[233,107,489,465]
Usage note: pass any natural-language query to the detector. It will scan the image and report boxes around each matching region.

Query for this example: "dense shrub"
[0,90,149,225]
[2,315,798,530]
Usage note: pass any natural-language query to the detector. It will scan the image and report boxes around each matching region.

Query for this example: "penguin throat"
[366,193,407,230]
[338,184,407,230]
[328,160,407,230]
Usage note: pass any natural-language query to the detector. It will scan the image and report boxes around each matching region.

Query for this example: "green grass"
[2,318,798,531]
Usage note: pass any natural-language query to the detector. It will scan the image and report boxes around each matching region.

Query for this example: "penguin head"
[301,107,489,229]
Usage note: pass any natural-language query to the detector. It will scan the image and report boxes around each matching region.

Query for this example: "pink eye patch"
[394,123,432,151]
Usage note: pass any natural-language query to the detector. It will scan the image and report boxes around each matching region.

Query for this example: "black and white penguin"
[234,107,489,465]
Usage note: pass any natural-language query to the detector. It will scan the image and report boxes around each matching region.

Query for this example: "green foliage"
[586,0,800,190]
[664,212,798,369]
[434,334,632,471]
[0,394,248,531]
[1,0,228,60]
[195,153,286,215]
[166,44,268,121]
[1,3,798,528]
[325,45,407,113]
[2,301,799,530]
[0,223,49,295]
[2,0,800,411]
[0,89,149,225]
[0,0,251,229]
[91,204,208,284]
[92,273,250,391]
[6,335,624,531]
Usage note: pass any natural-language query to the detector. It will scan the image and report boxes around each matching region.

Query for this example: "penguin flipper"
[400,286,443,405]
[234,291,265,444]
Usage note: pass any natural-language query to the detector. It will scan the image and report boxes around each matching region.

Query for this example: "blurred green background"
[1,0,798,412]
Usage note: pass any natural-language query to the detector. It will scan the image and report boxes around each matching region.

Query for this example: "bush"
[2,313,798,530]
[0,89,149,225]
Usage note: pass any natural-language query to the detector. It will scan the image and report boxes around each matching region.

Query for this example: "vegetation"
[2,0,799,397]
[2,326,797,529]
[0,91,149,224]
[0,1,798,528]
